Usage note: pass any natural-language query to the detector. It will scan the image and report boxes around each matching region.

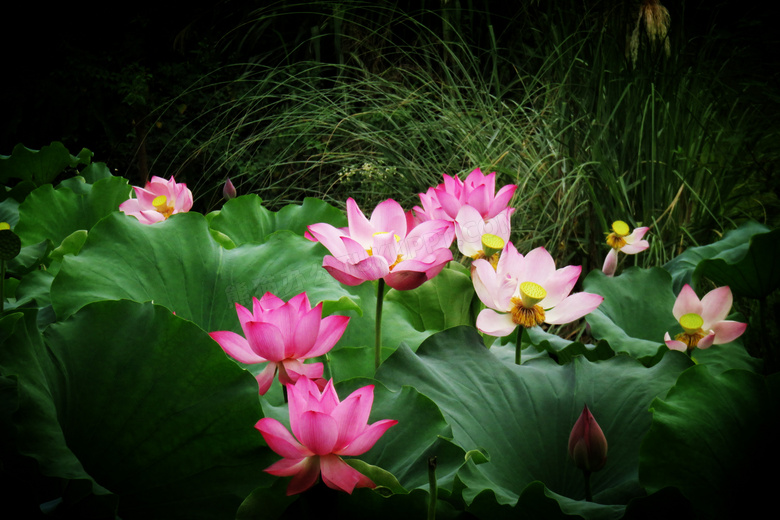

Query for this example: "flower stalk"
[515,325,524,365]
[375,278,385,370]
[427,456,438,520]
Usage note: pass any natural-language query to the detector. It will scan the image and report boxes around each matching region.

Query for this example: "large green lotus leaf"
[0,195,20,226]
[253,378,471,517]
[332,281,431,356]
[693,228,780,299]
[583,267,678,359]
[662,221,771,294]
[208,194,347,245]
[584,267,758,370]
[50,212,357,330]
[466,481,626,520]
[386,262,475,332]
[333,262,477,366]
[639,366,780,519]
[0,301,277,518]
[376,326,692,519]
[525,326,616,364]
[0,141,91,186]
[14,175,131,249]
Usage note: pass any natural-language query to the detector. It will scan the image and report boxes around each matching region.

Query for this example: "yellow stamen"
[0,222,10,230]
[674,331,706,350]
[510,297,546,328]
[372,231,401,242]
[481,234,505,258]
[470,250,500,272]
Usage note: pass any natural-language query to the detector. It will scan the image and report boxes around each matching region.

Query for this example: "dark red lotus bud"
[568,404,608,472]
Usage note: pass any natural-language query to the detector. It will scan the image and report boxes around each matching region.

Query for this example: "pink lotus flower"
[413,168,517,223]
[568,404,608,473]
[256,376,398,495]
[119,175,193,224]
[209,292,348,394]
[472,244,604,336]
[664,284,747,352]
[454,205,514,261]
[602,220,650,276]
[307,198,454,291]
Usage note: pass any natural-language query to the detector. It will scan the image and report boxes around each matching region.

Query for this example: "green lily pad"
[50,212,358,331]
[663,221,771,294]
[0,301,275,518]
[639,366,780,519]
[377,326,692,518]
[14,176,131,251]
[209,195,347,245]
[694,228,780,299]
[583,267,679,360]
[0,141,92,186]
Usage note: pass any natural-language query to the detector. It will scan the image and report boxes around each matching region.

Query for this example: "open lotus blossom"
[454,205,514,267]
[209,292,348,394]
[307,198,454,291]
[256,376,398,495]
[413,167,517,223]
[568,404,608,473]
[472,244,604,337]
[119,175,193,224]
[664,284,747,352]
[602,220,650,276]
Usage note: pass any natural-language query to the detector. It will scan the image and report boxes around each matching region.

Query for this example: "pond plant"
[1,142,777,519]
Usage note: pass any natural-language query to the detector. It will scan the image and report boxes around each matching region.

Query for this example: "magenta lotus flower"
[119,175,193,224]
[602,220,650,276]
[307,198,454,291]
[256,376,398,495]
[413,167,517,223]
[472,244,604,336]
[664,284,747,352]
[568,404,608,473]
[209,292,349,394]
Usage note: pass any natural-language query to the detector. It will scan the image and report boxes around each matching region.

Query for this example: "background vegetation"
[2,0,778,273]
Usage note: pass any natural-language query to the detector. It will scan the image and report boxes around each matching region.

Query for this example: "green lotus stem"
[584,470,592,502]
[1,260,5,313]
[427,456,438,520]
[375,278,385,370]
[323,352,332,381]
[515,325,525,365]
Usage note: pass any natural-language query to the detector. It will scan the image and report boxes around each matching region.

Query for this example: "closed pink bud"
[223,177,237,200]
[568,404,608,472]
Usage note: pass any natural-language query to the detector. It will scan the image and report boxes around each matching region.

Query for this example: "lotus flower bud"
[223,177,237,200]
[568,404,608,472]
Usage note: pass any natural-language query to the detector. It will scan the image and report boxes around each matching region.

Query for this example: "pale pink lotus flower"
[602,220,650,276]
[413,167,517,223]
[454,205,514,262]
[472,244,604,336]
[209,292,349,394]
[664,284,747,352]
[119,175,193,224]
[307,198,454,291]
[256,376,398,495]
